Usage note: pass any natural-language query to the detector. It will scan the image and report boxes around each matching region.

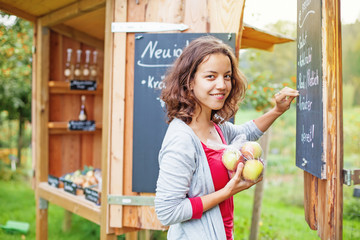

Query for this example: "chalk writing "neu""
[141,40,188,60]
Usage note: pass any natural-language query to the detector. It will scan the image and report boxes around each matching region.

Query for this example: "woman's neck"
[188,109,221,145]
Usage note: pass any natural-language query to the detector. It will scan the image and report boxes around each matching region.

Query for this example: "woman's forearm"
[200,188,230,212]
[253,107,283,132]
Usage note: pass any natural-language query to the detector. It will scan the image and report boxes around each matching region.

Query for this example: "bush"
[0,160,30,181]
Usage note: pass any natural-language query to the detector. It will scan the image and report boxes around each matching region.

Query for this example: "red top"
[190,123,234,240]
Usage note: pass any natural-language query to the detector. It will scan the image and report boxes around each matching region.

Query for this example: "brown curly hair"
[161,35,247,124]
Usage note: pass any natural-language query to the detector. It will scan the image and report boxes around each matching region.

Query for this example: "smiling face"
[191,53,232,118]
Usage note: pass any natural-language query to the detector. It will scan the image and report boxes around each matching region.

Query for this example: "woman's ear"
[189,82,193,91]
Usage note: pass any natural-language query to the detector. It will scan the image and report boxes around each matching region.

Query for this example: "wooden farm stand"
[0,0,293,239]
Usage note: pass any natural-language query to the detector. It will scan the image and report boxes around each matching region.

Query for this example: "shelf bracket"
[38,197,48,210]
[108,195,154,206]
[343,169,360,186]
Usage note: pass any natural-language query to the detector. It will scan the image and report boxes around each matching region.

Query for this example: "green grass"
[0,179,102,240]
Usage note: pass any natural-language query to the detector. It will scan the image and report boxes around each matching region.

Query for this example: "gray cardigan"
[155,118,263,239]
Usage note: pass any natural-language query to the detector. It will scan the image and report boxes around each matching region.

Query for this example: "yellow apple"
[242,159,264,181]
[222,149,242,171]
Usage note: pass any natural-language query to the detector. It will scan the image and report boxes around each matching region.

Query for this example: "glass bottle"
[83,50,91,80]
[64,48,73,81]
[90,50,98,81]
[74,49,82,80]
[78,95,87,121]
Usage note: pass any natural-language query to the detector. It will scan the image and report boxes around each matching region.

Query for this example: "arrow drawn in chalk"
[301,158,308,167]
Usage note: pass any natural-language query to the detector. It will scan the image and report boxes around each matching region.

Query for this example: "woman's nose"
[216,77,226,89]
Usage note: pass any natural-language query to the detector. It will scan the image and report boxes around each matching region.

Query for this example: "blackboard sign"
[68,120,96,131]
[48,175,60,188]
[132,33,236,192]
[63,179,79,195]
[84,187,101,205]
[70,80,97,90]
[296,0,326,179]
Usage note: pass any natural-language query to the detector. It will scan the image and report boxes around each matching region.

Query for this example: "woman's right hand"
[200,161,262,213]
[225,162,262,196]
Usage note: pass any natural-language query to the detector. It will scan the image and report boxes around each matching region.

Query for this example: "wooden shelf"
[48,122,102,134]
[48,81,103,95]
[38,182,101,225]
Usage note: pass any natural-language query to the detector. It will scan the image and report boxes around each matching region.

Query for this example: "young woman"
[154,35,299,240]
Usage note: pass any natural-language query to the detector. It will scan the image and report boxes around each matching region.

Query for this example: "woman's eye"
[225,75,232,80]
[206,75,215,79]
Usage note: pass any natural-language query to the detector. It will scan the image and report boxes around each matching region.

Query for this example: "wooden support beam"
[109,0,127,229]
[101,0,115,237]
[0,2,37,22]
[50,24,104,50]
[317,0,343,238]
[208,0,246,54]
[40,0,106,27]
[35,18,50,240]
[303,0,343,239]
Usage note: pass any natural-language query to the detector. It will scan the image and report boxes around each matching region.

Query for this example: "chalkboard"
[296,0,325,179]
[132,33,236,193]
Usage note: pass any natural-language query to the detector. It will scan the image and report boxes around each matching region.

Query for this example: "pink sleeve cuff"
[189,197,203,219]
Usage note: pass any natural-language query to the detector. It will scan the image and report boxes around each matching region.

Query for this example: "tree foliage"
[239,21,297,111]
[342,20,360,106]
[0,12,33,164]
[0,12,33,120]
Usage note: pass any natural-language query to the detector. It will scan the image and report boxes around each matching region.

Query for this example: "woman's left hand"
[273,87,299,114]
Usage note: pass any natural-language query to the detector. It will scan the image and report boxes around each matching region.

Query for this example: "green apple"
[222,149,242,171]
[242,159,264,181]
[240,141,263,160]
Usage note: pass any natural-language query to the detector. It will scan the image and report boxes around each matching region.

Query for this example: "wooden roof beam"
[241,38,275,51]
[40,0,106,27]
[50,23,104,50]
[0,2,37,22]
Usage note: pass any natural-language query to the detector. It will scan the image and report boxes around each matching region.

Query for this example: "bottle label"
[64,69,71,77]
[91,69,97,77]
[74,69,81,77]
[83,69,90,77]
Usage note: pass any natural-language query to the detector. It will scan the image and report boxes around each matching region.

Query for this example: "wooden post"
[302,0,343,239]
[35,19,50,240]
[249,128,271,240]
[101,0,127,239]
[62,210,72,232]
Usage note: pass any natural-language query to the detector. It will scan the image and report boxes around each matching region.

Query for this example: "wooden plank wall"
[111,0,245,231]
[48,31,104,177]
[303,0,343,239]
